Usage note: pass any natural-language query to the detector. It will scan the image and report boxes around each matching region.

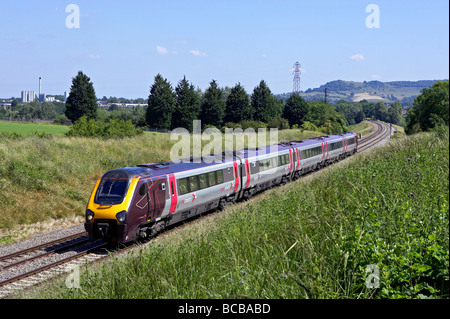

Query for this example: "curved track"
[357,121,391,153]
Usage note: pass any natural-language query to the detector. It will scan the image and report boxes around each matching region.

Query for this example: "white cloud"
[371,74,381,80]
[190,49,208,57]
[156,45,169,55]
[350,53,365,62]
[87,53,101,60]
[261,54,268,58]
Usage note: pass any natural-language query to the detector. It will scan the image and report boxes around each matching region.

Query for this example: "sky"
[0,0,448,99]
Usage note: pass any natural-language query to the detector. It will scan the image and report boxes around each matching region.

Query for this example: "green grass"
[0,121,70,136]
[27,130,449,299]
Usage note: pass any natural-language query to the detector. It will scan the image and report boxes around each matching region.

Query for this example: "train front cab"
[84,169,144,244]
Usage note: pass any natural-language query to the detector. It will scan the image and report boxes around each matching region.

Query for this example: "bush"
[66,117,143,138]
[301,121,318,132]
[267,117,289,130]
[240,120,267,130]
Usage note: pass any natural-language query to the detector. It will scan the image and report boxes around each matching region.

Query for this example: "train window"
[278,154,289,166]
[207,171,216,186]
[178,178,188,195]
[188,176,199,192]
[259,159,270,171]
[313,146,322,157]
[216,170,224,184]
[171,181,175,196]
[329,141,342,151]
[302,146,322,159]
[199,174,208,189]
[138,184,146,196]
[271,157,276,168]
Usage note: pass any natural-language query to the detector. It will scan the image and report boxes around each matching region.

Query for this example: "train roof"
[110,132,357,179]
[289,132,356,148]
[130,151,237,178]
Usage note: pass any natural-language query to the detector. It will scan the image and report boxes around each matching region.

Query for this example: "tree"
[282,93,308,127]
[146,74,176,130]
[172,76,201,131]
[359,100,376,119]
[65,71,98,123]
[250,80,281,123]
[406,80,449,134]
[200,80,225,128]
[224,83,252,123]
[374,101,388,122]
[304,100,347,134]
[387,101,403,125]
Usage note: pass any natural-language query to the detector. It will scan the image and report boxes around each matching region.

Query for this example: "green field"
[0,121,70,136]
[22,130,449,299]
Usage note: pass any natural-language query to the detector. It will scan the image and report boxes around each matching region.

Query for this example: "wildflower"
[372,174,376,178]
[408,192,415,198]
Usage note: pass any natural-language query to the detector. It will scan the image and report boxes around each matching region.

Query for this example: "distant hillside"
[276,79,446,105]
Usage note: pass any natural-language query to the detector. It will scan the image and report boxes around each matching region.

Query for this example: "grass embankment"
[0,128,321,244]
[32,130,448,299]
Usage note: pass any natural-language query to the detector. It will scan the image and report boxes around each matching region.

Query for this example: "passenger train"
[84,132,358,244]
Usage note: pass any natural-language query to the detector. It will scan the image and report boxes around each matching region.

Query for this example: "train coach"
[84,132,358,244]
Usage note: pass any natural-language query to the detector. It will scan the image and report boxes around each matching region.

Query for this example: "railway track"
[0,120,392,298]
[0,232,110,298]
[357,121,392,153]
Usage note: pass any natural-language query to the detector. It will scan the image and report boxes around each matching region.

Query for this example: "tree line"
[144,73,409,134]
[8,71,446,137]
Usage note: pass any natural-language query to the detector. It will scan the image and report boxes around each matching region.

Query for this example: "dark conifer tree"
[146,74,176,130]
[224,83,252,123]
[65,71,97,123]
[250,80,281,123]
[283,93,308,127]
[172,76,201,131]
[200,80,225,128]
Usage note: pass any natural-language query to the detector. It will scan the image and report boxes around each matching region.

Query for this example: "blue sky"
[0,0,448,99]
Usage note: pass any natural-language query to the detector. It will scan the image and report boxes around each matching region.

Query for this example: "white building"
[21,91,35,103]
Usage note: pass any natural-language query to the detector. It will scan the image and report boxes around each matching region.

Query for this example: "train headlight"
[86,209,95,222]
[116,210,128,223]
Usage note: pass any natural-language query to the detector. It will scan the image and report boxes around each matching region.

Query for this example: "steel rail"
[0,231,88,262]
[0,241,107,288]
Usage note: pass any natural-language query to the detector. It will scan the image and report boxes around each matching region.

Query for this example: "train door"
[132,181,150,222]
[147,178,167,220]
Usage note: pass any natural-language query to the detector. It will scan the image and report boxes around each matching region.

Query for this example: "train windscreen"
[95,170,131,205]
